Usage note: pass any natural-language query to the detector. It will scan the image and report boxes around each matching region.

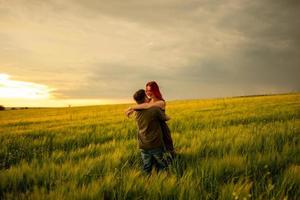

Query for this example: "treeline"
[0,105,29,111]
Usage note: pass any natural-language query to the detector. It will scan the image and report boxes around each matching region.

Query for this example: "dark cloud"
[167,0,300,96]
[216,0,300,90]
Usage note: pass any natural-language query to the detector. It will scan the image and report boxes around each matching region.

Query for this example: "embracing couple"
[126,81,175,175]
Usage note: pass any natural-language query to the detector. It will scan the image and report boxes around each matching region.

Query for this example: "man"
[132,89,169,174]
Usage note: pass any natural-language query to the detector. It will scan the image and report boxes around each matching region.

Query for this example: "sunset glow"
[0,73,131,107]
[0,74,52,99]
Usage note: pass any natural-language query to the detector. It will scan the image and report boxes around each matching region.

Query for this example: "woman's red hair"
[146,81,164,101]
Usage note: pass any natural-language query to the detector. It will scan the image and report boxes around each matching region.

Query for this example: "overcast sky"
[0,0,299,106]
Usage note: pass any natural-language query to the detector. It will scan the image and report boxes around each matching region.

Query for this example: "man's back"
[135,107,167,150]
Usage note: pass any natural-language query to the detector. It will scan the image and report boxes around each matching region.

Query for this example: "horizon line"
[2,91,298,110]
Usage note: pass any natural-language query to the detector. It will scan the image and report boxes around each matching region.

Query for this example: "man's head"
[133,89,149,104]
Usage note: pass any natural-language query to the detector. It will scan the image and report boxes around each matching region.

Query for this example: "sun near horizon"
[0,73,130,108]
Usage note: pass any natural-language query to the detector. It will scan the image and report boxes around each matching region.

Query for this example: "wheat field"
[0,93,299,199]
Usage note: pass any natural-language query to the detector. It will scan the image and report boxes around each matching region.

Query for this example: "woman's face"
[146,85,153,98]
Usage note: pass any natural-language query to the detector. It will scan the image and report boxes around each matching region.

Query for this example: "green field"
[0,93,299,199]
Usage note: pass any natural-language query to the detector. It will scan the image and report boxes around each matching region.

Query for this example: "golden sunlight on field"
[0,93,299,199]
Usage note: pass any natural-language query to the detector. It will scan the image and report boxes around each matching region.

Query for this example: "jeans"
[140,147,167,174]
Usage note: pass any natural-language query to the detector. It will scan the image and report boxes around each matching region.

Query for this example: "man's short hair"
[134,89,146,104]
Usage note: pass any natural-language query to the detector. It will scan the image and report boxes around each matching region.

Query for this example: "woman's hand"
[125,107,134,117]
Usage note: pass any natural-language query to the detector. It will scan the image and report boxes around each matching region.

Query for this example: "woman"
[126,81,175,158]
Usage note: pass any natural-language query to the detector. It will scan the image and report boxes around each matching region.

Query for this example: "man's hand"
[165,115,171,121]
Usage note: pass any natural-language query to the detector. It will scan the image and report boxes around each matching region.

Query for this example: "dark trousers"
[161,121,175,157]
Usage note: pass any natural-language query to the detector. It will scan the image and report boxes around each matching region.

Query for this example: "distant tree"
[0,105,5,111]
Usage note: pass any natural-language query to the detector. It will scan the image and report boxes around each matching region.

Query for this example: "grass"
[0,93,299,199]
